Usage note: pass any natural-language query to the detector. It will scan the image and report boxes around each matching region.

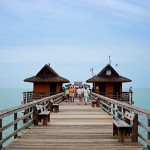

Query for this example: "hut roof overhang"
[86,76,131,83]
[24,64,70,83]
[86,64,132,83]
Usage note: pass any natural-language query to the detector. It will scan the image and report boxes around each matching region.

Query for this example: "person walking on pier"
[69,86,75,102]
[83,86,90,105]
[65,87,70,101]
[77,86,83,105]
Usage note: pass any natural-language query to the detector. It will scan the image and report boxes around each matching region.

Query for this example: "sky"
[0,0,150,89]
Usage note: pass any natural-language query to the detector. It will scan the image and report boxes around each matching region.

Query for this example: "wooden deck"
[6,99,144,150]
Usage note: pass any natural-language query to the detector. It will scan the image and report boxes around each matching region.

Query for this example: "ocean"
[0,88,32,147]
[0,88,150,147]
[0,88,32,110]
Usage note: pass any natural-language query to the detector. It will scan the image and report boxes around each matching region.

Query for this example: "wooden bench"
[91,101,97,107]
[38,110,50,125]
[91,96,99,107]
[50,97,62,113]
[52,104,59,113]
[113,111,135,143]
[36,104,50,125]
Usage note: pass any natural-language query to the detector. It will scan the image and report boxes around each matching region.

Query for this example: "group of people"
[65,86,91,105]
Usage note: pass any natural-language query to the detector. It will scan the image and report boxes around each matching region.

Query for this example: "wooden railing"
[99,92,132,103]
[23,92,60,103]
[0,92,64,149]
[91,92,150,149]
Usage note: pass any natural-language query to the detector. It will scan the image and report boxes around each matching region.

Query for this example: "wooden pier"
[5,99,144,150]
[1,92,150,149]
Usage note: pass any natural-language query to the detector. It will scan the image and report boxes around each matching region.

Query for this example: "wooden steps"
[6,99,144,150]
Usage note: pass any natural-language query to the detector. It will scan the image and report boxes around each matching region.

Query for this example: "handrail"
[98,91,131,101]
[0,92,64,149]
[91,92,150,149]
[0,92,63,119]
[92,92,150,117]
[23,91,60,103]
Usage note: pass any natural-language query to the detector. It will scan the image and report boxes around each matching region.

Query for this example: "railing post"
[33,106,38,125]
[117,106,122,119]
[23,109,29,123]
[14,113,18,139]
[0,119,2,149]
[117,92,118,100]
[131,113,138,142]
[148,118,150,150]
[96,98,100,107]
[108,102,111,112]
[113,104,115,115]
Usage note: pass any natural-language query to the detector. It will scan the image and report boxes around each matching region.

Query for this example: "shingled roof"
[24,64,70,83]
[86,64,131,83]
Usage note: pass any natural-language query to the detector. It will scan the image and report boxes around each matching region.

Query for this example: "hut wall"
[113,83,122,93]
[120,84,122,92]
[56,83,62,93]
[105,83,113,98]
[94,83,99,93]
[33,82,50,93]
[33,82,50,98]
[119,84,122,99]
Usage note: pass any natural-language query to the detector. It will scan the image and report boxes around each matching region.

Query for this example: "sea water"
[0,88,31,147]
[132,88,150,146]
[0,88,150,147]
[0,88,31,110]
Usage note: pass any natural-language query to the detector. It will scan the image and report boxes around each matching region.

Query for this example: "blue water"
[132,88,150,110]
[0,88,31,110]
[132,88,150,146]
[0,88,31,147]
[0,88,150,147]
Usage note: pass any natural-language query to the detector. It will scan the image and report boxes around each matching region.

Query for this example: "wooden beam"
[131,114,138,142]
[14,113,17,139]
[117,106,122,119]
[148,119,150,150]
[0,119,2,149]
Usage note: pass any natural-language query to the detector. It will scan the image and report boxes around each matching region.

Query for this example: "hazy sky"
[0,0,150,88]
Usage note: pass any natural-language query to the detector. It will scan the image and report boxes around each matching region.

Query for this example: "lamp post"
[90,68,94,76]
[90,68,94,92]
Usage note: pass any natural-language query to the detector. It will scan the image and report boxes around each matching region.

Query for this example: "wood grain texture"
[6,99,144,150]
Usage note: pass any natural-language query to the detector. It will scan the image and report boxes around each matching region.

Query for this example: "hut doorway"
[99,83,106,96]
[50,83,56,95]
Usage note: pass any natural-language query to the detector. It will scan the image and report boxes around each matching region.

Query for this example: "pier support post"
[117,106,122,119]
[14,113,18,139]
[33,106,38,125]
[0,119,2,149]
[96,98,100,107]
[148,119,150,150]
[131,114,138,142]
[113,104,115,115]
[23,109,29,123]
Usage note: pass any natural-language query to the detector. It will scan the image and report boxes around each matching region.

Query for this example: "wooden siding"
[94,83,99,93]
[33,82,50,93]
[56,83,62,93]
[106,83,113,98]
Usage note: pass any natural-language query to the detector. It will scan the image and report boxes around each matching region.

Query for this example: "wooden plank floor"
[6,98,144,150]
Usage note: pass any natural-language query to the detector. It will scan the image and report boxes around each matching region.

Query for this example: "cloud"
[81,0,150,22]
[0,45,105,63]
[0,0,84,21]
[0,44,148,65]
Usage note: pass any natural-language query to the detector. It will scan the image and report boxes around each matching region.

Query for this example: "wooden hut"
[86,64,132,102]
[24,64,70,101]
[73,81,83,87]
